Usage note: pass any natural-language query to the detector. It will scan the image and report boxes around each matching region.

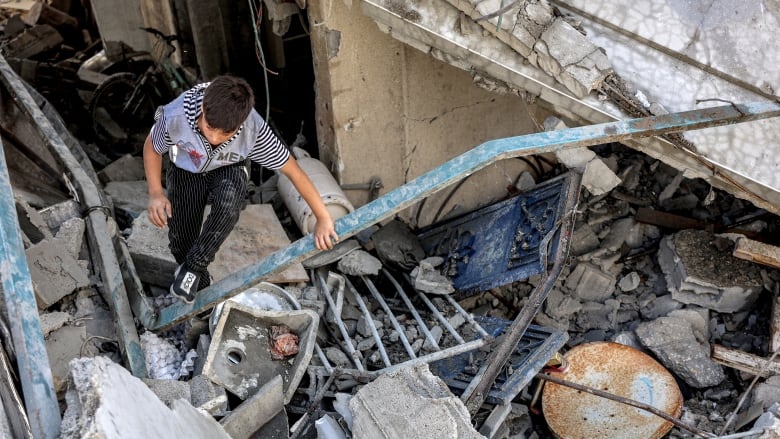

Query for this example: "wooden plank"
[711,344,780,377]
[210,204,309,284]
[733,237,780,270]
[635,207,707,230]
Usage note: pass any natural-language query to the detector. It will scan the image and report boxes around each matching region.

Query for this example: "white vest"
[161,94,259,173]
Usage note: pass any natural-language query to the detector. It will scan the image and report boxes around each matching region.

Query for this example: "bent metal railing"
[138,100,780,331]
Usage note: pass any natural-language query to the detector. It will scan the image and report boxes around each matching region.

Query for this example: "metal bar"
[315,272,365,372]
[444,295,490,338]
[403,274,465,344]
[0,56,147,378]
[0,138,61,439]
[363,274,416,359]
[379,270,440,351]
[462,173,581,414]
[144,101,780,330]
[344,277,392,367]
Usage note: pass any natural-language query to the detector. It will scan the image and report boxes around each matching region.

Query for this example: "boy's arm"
[278,157,338,250]
[143,134,172,227]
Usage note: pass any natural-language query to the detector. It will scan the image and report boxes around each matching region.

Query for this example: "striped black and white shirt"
[150,82,290,171]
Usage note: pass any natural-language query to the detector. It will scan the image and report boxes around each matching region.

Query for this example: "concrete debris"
[38,199,81,233]
[658,230,763,312]
[565,262,615,301]
[26,238,90,309]
[103,180,149,218]
[635,316,725,388]
[97,154,145,184]
[39,311,71,336]
[410,257,455,295]
[60,356,231,439]
[617,271,640,292]
[337,249,382,276]
[190,375,229,417]
[46,325,88,395]
[348,364,484,439]
[753,403,780,438]
[753,376,780,410]
[371,219,426,271]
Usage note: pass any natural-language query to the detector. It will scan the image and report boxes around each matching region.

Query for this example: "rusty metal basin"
[542,341,682,439]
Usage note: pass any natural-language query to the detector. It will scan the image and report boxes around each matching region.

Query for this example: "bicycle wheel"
[89,72,155,158]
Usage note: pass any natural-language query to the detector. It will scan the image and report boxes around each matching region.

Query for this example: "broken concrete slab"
[349,364,483,439]
[97,154,146,184]
[142,378,192,407]
[38,199,81,233]
[54,217,85,257]
[190,374,228,417]
[411,258,455,295]
[60,356,231,439]
[26,239,90,308]
[46,324,87,395]
[336,249,382,276]
[753,376,780,410]
[565,262,615,301]
[635,315,725,388]
[220,375,285,439]
[103,180,149,218]
[39,310,71,336]
[658,230,763,312]
[127,205,307,288]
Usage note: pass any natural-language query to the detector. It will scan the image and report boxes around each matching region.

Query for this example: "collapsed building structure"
[1,0,780,438]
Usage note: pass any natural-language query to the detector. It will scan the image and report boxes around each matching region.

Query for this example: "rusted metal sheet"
[144,100,780,331]
[542,342,682,439]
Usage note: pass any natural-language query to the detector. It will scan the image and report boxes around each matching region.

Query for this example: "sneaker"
[170,264,201,303]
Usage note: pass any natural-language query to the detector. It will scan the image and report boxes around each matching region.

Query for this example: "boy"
[143,75,338,303]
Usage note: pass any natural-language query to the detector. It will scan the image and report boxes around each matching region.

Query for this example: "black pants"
[166,163,247,287]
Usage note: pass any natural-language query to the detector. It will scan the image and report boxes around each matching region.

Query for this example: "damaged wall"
[307,0,539,226]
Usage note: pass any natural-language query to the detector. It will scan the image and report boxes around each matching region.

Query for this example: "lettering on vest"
[215,151,245,163]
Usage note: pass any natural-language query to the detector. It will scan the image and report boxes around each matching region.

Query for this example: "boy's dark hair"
[202,75,255,132]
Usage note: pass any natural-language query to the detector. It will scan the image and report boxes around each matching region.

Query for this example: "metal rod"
[344,276,392,367]
[380,270,441,351]
[463,173,581,414]
[362,274,416,359]
[444,295,490,338]
[0,138,61,438]
[315,272,365,372]
[145,100,780,330]
[404,274,465,344]
[378,339,488,375]
[536,373,713,438]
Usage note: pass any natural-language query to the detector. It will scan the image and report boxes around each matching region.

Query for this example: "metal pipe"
[379,270,440,351]
[443,295,490,338]
[0,138,61,438]
[403,273,465,344]
[145,100,780,330]
[362,274,416,359]
[344,277,391,367]
[315,272,365,372]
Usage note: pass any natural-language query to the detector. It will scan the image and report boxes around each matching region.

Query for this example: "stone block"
[142,378,192,407]
[658,230,763,312]
[534,19,612,97]
[26,240,90,308]
[60,357,231,439]
[220,375,285,439]
[635,316,725,388]
[104,181,149,218]
[46,325,87,395]
[565,263,615,301]
[202,302,319,404]
[98,154,145,184]
[349,364,482,439]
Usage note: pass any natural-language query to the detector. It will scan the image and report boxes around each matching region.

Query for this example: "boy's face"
[197,110,237,146]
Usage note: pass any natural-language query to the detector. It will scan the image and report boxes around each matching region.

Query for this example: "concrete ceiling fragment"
[359,0,780,215]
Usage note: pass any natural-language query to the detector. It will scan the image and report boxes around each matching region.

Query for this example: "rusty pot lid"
[542,341,682,439]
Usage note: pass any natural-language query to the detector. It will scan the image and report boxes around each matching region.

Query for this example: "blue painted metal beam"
[0,139,61,439]
[145,100,780,330]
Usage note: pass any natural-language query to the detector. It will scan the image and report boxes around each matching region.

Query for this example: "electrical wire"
[247,0,272,120]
